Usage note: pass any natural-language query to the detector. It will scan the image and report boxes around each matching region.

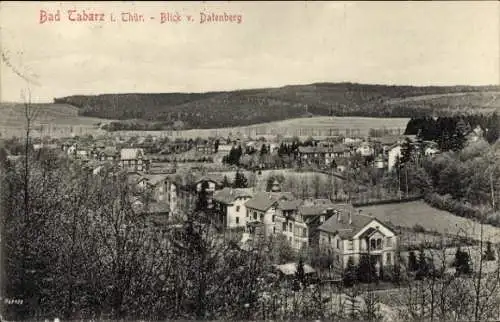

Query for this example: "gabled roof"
[317,208,374,239]
[245,192,295,212]
[102,146,119,156]
[120,148,144,160]
[195,174,223,185]
[213,187,254,205]
[277,199,303,211]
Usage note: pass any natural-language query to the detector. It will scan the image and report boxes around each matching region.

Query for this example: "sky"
[1,1,499,103]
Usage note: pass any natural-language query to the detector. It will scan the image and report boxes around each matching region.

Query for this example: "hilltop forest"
[53,83,500,130]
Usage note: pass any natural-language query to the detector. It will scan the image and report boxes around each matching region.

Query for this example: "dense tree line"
[404,113,500,146]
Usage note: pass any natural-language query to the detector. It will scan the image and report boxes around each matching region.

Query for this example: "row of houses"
[296,136,441,171]
[62,143,150,172]
[134,172,399,271]
[211,181,398,270]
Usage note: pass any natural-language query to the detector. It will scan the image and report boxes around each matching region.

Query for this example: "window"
[376,238,382,250]
[273,227,276,234]
[236,217,239,224]
[386,237,393,247]
[272,215,276,222]
[236,206,240,212]
[253,212,257,220]
[260,214,264,221]
[328,236,332,244]
[386,253,392,265]
[337,239,341,249]
[302,228,307,237]
[289,222,293,231]
[282,222,287,232]
[347,240,354,250]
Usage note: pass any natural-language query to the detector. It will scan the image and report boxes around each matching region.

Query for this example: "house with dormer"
[213,187,254,229]
[120,148,148,172]
[244,180,308,250]
[317,206,398,271]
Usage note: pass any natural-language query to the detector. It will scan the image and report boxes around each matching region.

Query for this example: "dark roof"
[317,207,374,239]
[141,174,168,186]
[245,192,295,212]
[102,146,119,156]
[195,174,224,185]
[213,188,254,204]
[278,199,303,211]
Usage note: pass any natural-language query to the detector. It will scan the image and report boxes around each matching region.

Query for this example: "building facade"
[317,207,398,271]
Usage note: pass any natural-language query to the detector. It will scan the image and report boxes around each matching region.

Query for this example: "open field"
[115,116,410,139]
[0,103,111,138]
[357,200,500,243]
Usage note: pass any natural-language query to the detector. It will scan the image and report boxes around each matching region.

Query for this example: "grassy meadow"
[357,200,500,244]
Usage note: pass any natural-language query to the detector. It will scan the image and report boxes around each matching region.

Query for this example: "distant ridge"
[50,82,500,130]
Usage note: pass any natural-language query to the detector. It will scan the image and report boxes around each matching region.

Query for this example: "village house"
[317,206,398,272]
[120,148,148,172]
[94,146,119,161]
[245,181,308,250]
[213,187,254,229]
[194,175,224,210]
[273,198,308,250]
[195,140,216,154]
[136,174,169,202]
[356,141,375,157]
[245,186,295,238]
[161,141,191,154]
[165,176,197,217]
[298,199,338,242]
[297,144,350,166]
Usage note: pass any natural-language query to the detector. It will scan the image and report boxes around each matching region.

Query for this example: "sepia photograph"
[0,1,499,320]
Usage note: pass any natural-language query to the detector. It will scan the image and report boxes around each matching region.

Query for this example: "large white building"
[317,205,398,271]
[244,182,308,250]
[213,187,254,228]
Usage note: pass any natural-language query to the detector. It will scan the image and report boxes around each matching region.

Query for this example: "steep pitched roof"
[317,208,374,239]
[195,174,224,185]
[213,187,254,205]
[277,199,303,211]
[102,146,119,156]
[245,191,295,212]
[245,192,278,212]
[120,148,144,160]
